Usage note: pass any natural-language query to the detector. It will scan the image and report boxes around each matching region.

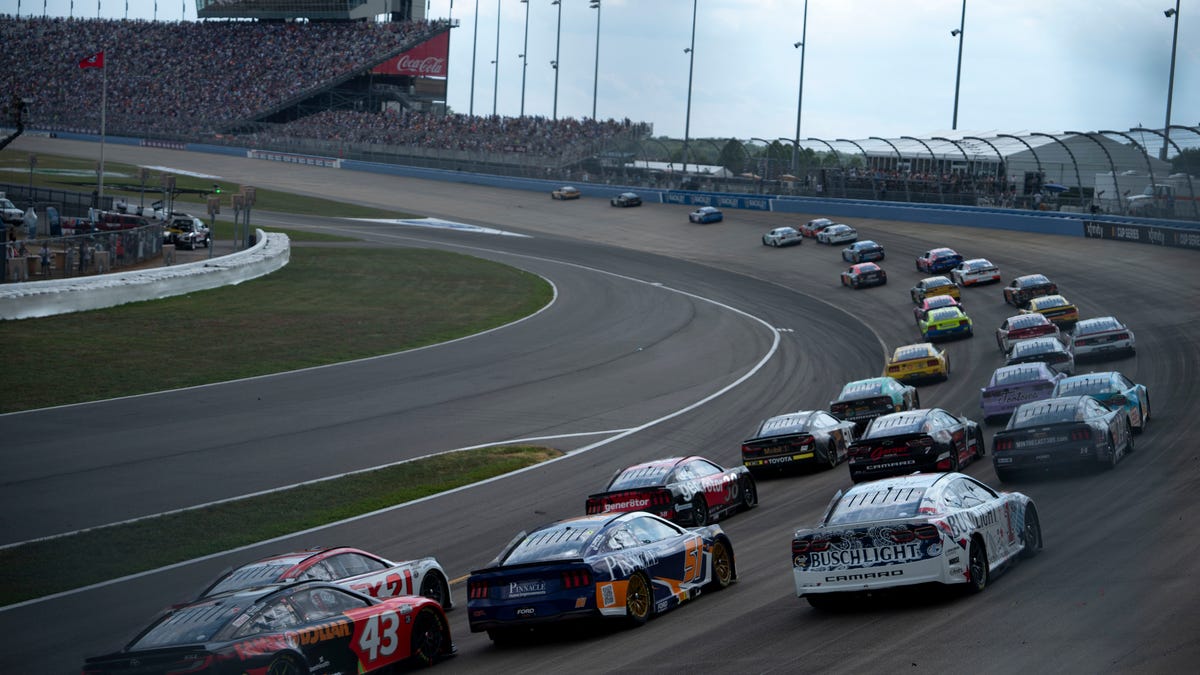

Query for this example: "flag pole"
[99,54,106,202]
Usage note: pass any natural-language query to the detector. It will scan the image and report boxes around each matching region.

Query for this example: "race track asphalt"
[3,136,1199,673]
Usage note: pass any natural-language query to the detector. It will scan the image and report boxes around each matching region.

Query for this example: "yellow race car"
[909,276,961,304]
[884,342,950,384]
[1020,294,1079,328]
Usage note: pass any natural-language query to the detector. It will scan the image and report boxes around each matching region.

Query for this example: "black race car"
[992,395,1134,481]
[1003,274,1057,307]
[846,408,985,483]
[81,582,453,674]
[740,410,857,475]
[610,192,642,207]
[585,455,756,526]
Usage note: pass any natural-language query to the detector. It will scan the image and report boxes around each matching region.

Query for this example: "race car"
[199,546,453,609]
[689,206,723,223]
[1005,336,1075,375]
[950,258,1001,286]
[763,226,803,247]
[841,240,885,263]
[884,343,950,384]
[1069,316,1136,360]
[585,456,757,526]
[918,306,974,342]
[840,262,887,289]
[800,217,835,237]
[1051,371,1149,432]
[992,395,1134,481]
[792,472,1040,609]
[915,247,963,274]
[829,377,920,433]
[979,362,1066,424]
[81,582,454,674]
[1003,274,1057,307]
[610,192,642,207]
[846,408,985,483]
[996,313,1061,353]
[740,410,857,475]
[913,294,963,323]
[467,511,735,644]
[816,223,858,244]
[910,276,961,304]
[1020,294,1079,329]
[551,186,581,200]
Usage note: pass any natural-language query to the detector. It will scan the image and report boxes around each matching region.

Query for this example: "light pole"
[519,0,530,117]
[1162,2,1181,160]
[552,0,562,120]
[590,0,602,120]
[793,0,808,174]
[682,0,698,179]
[492,0,501,116]
[950,0,966,130]
[469,0,479,115]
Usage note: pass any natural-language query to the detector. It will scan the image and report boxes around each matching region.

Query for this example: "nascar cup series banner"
[372,32,448,77]
[1082,220,1200,250]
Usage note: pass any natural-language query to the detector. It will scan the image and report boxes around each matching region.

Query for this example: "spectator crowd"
[0,15,443,136]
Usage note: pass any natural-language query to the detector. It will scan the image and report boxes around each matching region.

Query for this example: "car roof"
[844,472,952,494]
[928,247,957,255]
[617,456,688,474]
[1012,336,1064,351]
[927,307,963,321]
[1007,313,1049,326]
[962,258,993,266]
[754,411,820,437]
[892,343,937,359]
[1030,295,1069,307]
[1015,273,1050,284]
[1074,316,1123,332]
[850,262,880,271]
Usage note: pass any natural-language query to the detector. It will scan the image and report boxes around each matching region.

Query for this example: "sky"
[14,0,1200,145]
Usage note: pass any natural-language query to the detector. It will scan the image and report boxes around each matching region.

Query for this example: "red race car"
[841,262,887,289]
[82,582,454,674]
[800,217,835,237]
[586,455,757,526]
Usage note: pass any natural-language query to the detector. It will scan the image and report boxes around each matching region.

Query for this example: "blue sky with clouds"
[19,0,1200,144]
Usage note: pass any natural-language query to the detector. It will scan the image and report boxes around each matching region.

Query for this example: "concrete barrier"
[0,229,289,320]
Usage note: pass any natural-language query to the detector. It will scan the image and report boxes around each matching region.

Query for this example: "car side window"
[628,516,682,544]
[328,552,387,577]
[672,464,696,483]
[290,587,370,622]
[1118,374,1133,389]
[233,598,302,638]
[602,526,639,552]
[956,480,992,508]
[690,460,722,478]
[297,560,337,581]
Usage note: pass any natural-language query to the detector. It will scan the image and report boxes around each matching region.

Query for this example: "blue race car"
[841,240,885,263]
[467,511,735,644]
[1051,371,1150,433]
[689,206,724,223]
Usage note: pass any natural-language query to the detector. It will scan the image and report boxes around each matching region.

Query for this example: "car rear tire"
[824,440,840,470]
[741,478,758,510]
[708,540,734,591]
[995,467,1016,483]
[1103,432,1119,470]
[266,654,305,675]
[419,570,451,609]
[806,593,840,611]
[966,538,989,594]
[410,608,447,666]
[973,427,986,458]
[1124,422,1134,453]
[691,496,709,527]
[487,628,517,647]
[625,572,653,626]
[1020,505,1043,558]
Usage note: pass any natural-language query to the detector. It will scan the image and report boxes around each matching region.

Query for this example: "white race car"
[792,472,1040,608]
[816,223,858,244]
[762,226,803,247]
[950,258,1001,286]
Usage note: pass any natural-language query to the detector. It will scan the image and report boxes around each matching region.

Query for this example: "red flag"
[78,52,105,69]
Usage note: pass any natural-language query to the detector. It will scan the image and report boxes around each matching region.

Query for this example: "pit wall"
[0,229,288,320]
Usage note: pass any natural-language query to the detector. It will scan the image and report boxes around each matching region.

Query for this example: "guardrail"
[0,229,289,320]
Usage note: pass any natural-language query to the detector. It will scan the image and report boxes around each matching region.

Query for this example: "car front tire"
[409,608,448,666]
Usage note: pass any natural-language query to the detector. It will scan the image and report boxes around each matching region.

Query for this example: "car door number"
[358,611,400,663]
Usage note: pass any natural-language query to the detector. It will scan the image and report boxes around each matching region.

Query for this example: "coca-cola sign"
[372,31,449,77]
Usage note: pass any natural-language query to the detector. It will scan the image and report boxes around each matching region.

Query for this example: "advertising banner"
[1082,220,1200,250]
[664,191,772,211]
[372,32,449,77]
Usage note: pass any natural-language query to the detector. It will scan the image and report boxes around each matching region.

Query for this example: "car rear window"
[504,524,599,564]
[1021,275,1050,286]
[1054,376,1114,396]
[610,464,672,490]
[992,365,1045,385]
[894,346,932,361]
[1075,317,1121,334]
[862,412,925,438]
[838,381,883,400]
[757,413,811,436]
[928,308,960,322]
[827,486,929,525]
[1011,338,1059,356]
[206,561,300,596]
[131,601,242,648]
[1010,399,1082,427]
[1009,314,1046,328]
[1038,296,1067,308]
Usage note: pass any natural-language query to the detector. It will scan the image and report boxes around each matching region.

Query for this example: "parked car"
[816,223,858,244]
[585,456,756,526]
[689,206,724,223]
[0,196,23,225]
[763,226,803,247]
[551,186,581,200]
[164,215,210,250]
[841,240,885,263]
[610,192,642,207]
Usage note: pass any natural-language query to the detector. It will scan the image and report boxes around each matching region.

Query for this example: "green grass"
[0,247,552,412]
[0,445,563,606]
